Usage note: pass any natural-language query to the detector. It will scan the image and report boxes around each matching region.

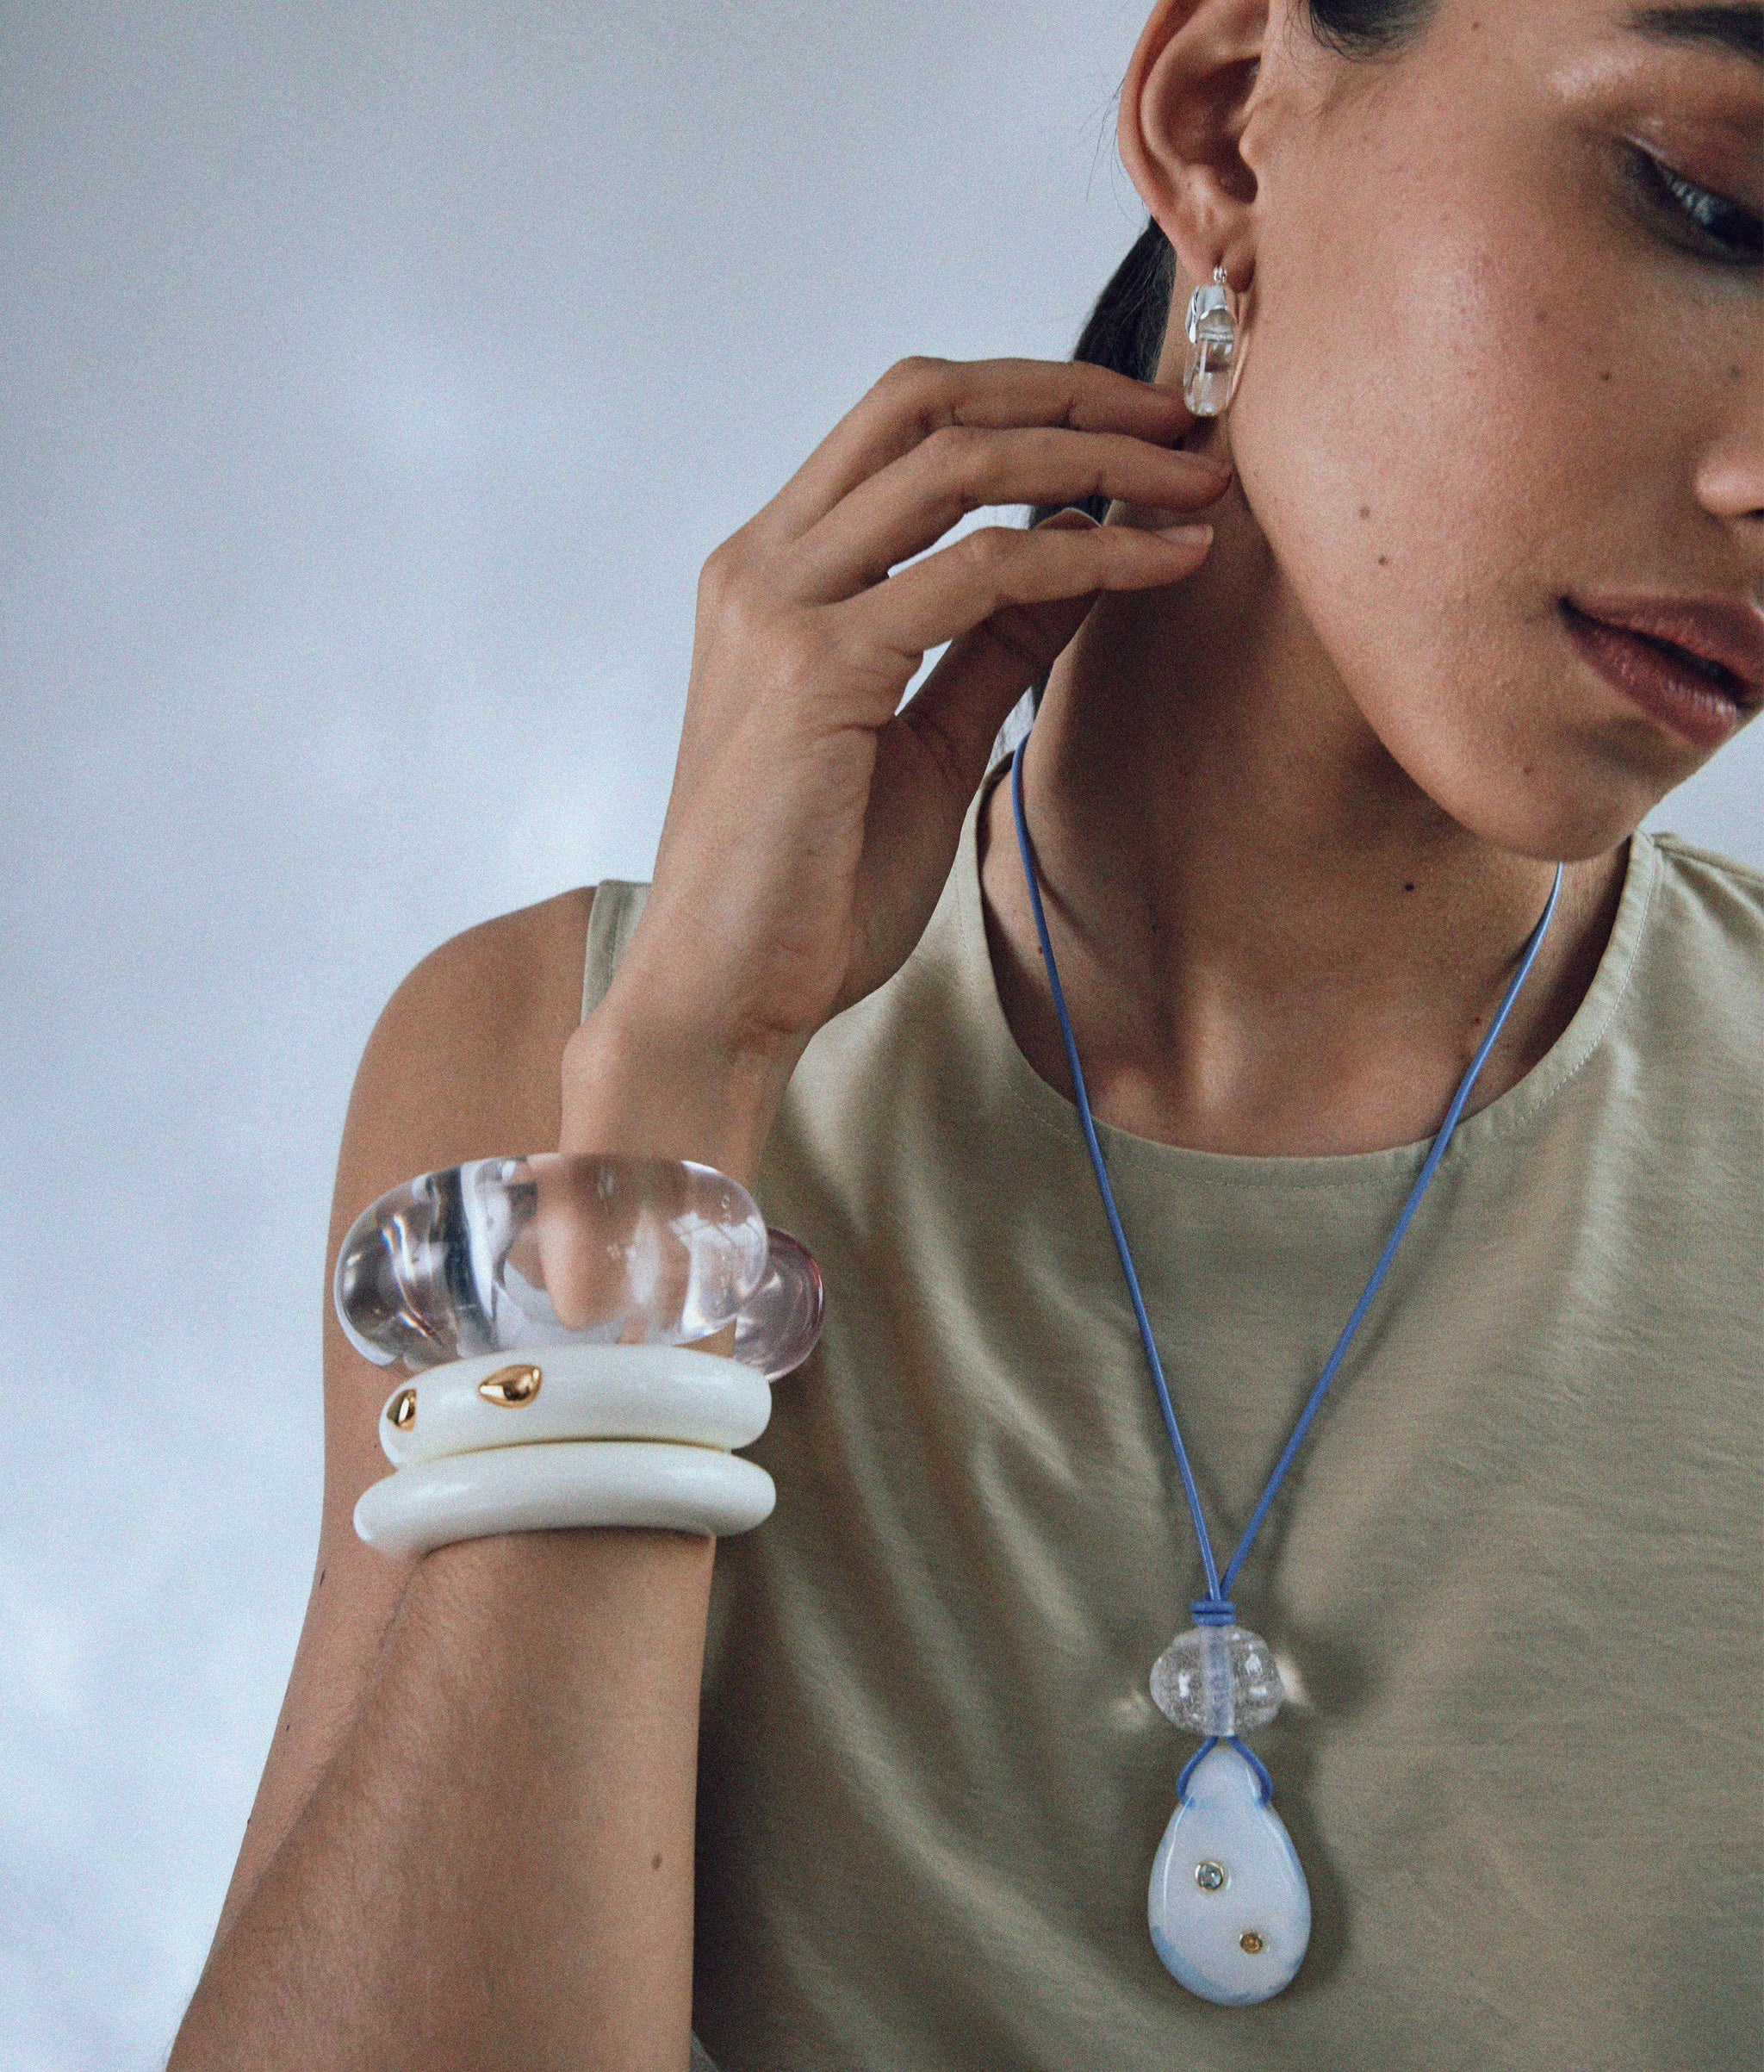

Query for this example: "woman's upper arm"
[211,884,595,1948]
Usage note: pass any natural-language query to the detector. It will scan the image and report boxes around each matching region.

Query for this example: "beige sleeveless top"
[582,761,1763,2072]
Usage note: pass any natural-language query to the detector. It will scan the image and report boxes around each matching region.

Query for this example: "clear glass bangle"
[334,1153,823,1380]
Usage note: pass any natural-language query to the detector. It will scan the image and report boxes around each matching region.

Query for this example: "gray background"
[3,4,1757,2066]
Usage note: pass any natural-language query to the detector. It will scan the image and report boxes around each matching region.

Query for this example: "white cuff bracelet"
[377,1344,772,1468]
[353,1439,777,1559]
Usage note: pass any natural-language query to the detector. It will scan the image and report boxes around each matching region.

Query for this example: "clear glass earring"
[1182,262,1239,417]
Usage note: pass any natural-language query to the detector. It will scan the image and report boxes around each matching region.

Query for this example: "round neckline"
[947,752,1661,1193]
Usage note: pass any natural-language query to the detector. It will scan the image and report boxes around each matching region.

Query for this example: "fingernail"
[1153,521,1214,544]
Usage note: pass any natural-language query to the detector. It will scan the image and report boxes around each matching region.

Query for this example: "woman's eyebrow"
[1623,3,1764,66]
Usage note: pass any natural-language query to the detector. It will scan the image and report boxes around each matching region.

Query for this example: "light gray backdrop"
[3,5,1757,2067]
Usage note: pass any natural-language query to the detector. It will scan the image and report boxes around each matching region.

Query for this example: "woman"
[171,0,1762,2064]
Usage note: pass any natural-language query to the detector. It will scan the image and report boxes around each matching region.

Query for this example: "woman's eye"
[1624,144,1763,266]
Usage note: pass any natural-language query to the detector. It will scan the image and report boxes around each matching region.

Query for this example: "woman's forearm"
[171,1515,715,2072]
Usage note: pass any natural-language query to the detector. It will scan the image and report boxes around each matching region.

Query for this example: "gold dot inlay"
[1239,1932,1265,1955]
[478,1363,543,1407]
[389,1387,417,1431]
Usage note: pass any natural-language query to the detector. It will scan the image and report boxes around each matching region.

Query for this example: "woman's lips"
[1559,600,1755,750]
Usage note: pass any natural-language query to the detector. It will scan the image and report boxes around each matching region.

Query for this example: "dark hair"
[1022,0,1436,707]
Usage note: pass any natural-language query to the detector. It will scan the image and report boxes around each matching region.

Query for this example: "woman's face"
[1137,0,1761,860]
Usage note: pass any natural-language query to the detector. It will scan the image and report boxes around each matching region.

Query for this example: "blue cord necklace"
[1007,735,1563,2006]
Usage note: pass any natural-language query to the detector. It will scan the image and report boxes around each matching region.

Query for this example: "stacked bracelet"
[353,1344,777,1559]
[376,1344,773,1465]
[336,1152,824,1562]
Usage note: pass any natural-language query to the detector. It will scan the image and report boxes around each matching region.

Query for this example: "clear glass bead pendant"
[1150,1622,1283,1736]
[1182,263,1238,416]
[333,1154,823,1379]
[1146,1617,1310,2004]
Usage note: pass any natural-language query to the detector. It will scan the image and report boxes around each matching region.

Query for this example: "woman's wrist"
[561,987,804,1187]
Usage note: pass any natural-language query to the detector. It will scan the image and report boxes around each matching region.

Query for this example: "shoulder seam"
[1648,830,1764,894]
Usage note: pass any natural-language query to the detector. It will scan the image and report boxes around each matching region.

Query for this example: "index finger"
[748,356,1196,551]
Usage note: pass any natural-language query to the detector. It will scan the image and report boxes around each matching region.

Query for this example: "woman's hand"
[562,355,1228,1175]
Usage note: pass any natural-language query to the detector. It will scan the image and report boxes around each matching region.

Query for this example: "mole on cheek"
[1358,505,1371,520]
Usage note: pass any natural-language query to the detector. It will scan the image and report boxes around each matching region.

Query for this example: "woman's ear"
[1117,0,1272,292]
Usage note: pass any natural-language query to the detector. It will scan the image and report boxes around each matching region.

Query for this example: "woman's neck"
[978,569,1628,1158]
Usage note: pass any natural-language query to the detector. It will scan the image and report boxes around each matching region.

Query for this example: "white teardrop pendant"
[1147,1742,1311,2005]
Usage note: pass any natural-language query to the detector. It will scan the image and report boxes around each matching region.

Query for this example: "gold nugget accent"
[1239,1932,1265,1955]
[389,1387,418,1431]
[478,1363,543,1407]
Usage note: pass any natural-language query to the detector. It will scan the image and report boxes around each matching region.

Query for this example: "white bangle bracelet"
[353,1439,777,1559]
[377,1344,771,1468]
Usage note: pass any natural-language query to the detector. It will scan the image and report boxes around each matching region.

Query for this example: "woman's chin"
[1416,757,1662,868]
[1503,793,1656,864]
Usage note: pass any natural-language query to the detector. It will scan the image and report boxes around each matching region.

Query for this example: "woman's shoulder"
[1646,829,1764,912]
[399,882,599,1047]
[1640,829,1764,975]
[1621,831,1764,1083]
[350,886,599,1167]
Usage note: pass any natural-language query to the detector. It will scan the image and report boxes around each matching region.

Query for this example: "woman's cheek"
[1230,170,1644,851]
